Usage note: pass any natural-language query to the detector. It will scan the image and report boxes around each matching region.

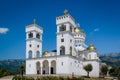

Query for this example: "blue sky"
[0,0,120,60]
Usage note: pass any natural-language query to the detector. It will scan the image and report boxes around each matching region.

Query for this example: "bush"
[12,76,112,80]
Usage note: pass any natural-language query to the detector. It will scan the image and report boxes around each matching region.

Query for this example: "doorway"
[51,67,53,74]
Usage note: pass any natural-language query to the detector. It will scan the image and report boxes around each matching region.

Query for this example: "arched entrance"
[43,60,49,74]
[36,62,41,74]
[51,60,56,74]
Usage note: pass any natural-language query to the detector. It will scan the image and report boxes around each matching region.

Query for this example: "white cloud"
[94,28,99,32]
[0,28,9,34]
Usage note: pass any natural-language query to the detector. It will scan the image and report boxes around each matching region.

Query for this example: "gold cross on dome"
[64,9,68,14]
[33,18,36,24]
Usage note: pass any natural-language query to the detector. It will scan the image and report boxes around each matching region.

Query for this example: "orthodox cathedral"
[26,10,101,77]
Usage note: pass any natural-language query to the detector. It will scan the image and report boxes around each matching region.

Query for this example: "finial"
[90,42,93,45]
[46,48,48,52]
[33,18,36,24]
[64,9,68,14]
[45,48,48,54]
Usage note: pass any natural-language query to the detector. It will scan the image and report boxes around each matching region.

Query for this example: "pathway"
[0,76,13,80]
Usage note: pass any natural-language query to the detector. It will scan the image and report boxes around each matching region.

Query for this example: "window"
[89,55,91,59]
[70,26,72,32]
[60,46,65,55]
[28,51,32,58]
[62,34,63,37]
[28,32,33,38]
[37,45,39,48]
[36,51,40,58]
[61,62,63,66]
[61,39,64,42]
[70,47,72,55]
[29,44,32,47]
[70,39,72,43]
[36,33,40,39]
[59,24,66,32]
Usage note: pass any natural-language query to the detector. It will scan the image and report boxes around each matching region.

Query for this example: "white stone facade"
[26,11,101,77]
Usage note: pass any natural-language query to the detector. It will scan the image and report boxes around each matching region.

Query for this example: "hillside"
[0,53,120,73]
[0,59,25,73]
[100,52,120,66]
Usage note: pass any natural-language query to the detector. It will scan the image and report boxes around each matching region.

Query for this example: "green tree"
[83,64,93,77]
[0,68,10,78]
[115,67,120,79]
[101,65,108,78]
[20,66,25,76]
[109,67,117,76]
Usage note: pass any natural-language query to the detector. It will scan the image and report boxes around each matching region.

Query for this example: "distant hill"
[100,52,120,67]
[0,59,25,73]
[0,53,120,73]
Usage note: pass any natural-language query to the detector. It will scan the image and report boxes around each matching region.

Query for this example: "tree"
[101,65,108,78]
[20,66,25,76]
[84,64,93,77]
[0,68,10,78]
[115,67,120,79]
[109,67,117,77]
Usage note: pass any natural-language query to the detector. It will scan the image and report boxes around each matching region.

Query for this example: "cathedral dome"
[87,42,96,50]
[74,27,83,33]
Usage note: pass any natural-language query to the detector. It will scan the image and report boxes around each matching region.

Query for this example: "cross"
[64,9,68,14]
[33,18,36,24]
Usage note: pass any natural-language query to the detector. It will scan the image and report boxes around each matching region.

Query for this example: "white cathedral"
[26,10,101,77]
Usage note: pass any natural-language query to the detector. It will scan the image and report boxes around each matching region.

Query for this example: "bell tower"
[26,19,43,59]
[56,10,76,56]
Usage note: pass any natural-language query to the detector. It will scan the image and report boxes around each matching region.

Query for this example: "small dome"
[74,27,83,33]
[45,48,48,54]
[87,42,96,50]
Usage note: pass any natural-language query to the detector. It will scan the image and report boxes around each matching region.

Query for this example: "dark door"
[51,67,53,74]
[37,70,39,74]
[43,70,45,74]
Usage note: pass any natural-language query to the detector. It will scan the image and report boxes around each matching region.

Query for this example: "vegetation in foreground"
[12,75,113,80]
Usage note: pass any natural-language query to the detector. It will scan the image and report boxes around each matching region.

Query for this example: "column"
[41,62,43,75]
[49,61,51,75]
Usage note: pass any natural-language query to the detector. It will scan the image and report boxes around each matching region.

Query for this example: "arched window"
[89,55,91,59]
[28,51,32,58]
[28,32,33,38]
[36,33,40,39]
[70,47,72,55]
[59,24,66,32]
[60,46,65,55]
[36,51,40,58]
[70,26,72,32]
